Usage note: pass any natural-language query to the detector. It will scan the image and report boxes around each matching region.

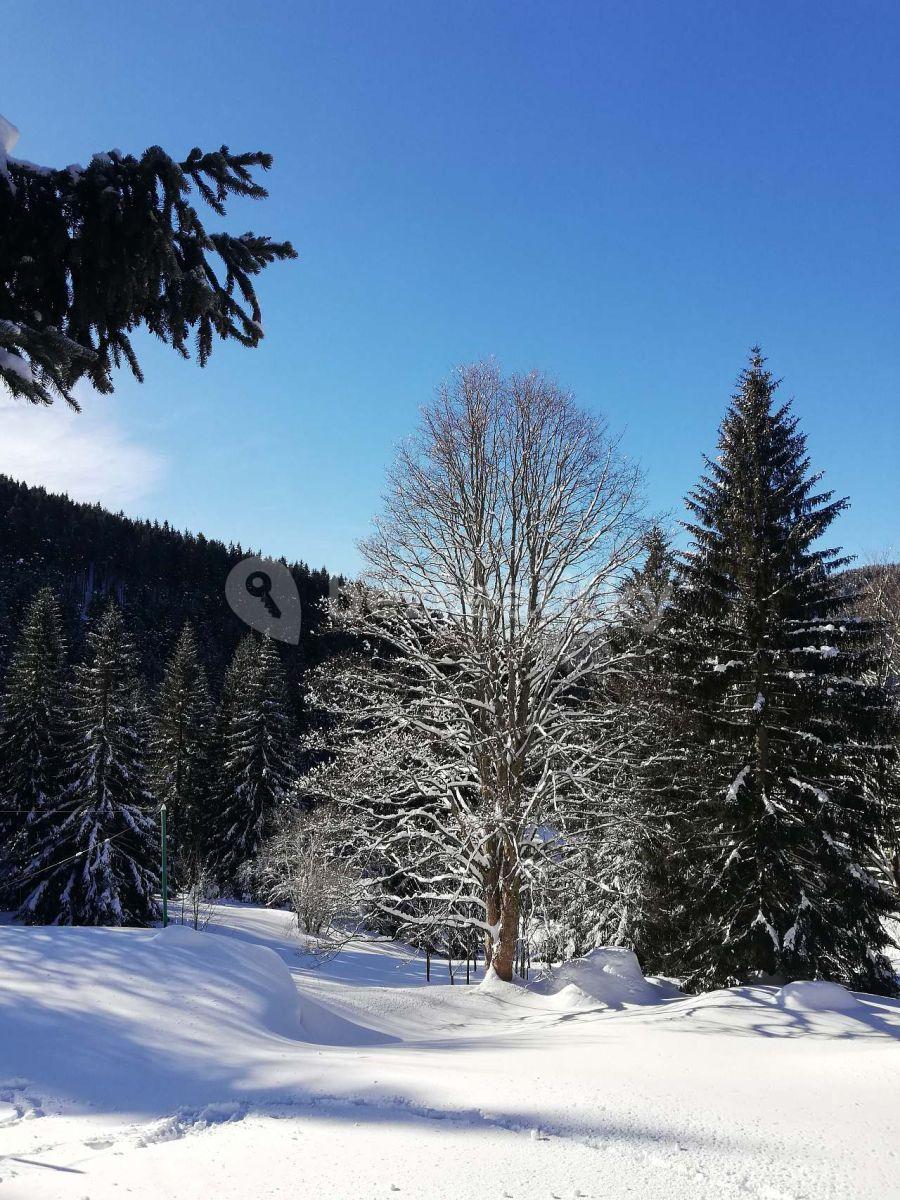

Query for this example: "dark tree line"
[0,474,344,927]
[0,472,338,711]
[0,593,299,924]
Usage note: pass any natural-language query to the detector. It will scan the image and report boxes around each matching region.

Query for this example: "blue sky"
[3,1,899,574]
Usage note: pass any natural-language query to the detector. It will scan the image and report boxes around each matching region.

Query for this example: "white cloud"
[0,385,166,508]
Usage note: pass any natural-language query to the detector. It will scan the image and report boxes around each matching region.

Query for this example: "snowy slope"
[1,903,898,1200]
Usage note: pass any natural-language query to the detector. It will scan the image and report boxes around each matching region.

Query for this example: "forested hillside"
[0,473,336,700]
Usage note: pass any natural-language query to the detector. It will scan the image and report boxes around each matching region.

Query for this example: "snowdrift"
[533,947,683,1010]
[777,980,864,1013]
[0,921,311,1114]
[150,923,305,1039]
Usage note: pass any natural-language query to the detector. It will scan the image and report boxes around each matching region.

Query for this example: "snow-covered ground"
[1,903,898,1200]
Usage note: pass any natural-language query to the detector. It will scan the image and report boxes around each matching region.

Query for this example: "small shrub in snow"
[256,803,361,941]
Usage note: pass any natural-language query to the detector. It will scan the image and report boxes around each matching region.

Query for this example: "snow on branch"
[305,364,645,978]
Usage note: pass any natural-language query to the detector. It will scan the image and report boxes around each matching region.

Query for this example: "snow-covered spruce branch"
[0,114,296,407]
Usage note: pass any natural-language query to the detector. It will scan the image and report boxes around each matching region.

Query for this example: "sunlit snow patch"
[533,947,683,1010]
[777,980,863,1013]
[150,922,305,1039]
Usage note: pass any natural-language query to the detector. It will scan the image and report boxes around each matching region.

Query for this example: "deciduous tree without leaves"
[312,362,644,981]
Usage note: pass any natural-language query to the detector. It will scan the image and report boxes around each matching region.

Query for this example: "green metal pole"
[160,803,168,928]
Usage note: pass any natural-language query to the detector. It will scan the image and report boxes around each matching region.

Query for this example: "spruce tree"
[216,634,258,737]
[20,604,159,926]
[617,525,676,639]
[210,635,296,892]
[666,349,896,993]
[152,624,212,889]
[0,113,296,407]
[0,588,68,903]
[577,527,685,965]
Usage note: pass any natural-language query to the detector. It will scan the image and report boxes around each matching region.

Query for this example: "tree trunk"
[491,886,519,981]
[483,854,501,967]
[484,848,520,982]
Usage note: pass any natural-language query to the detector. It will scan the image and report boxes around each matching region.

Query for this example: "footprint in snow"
[133,1102,247,1148]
